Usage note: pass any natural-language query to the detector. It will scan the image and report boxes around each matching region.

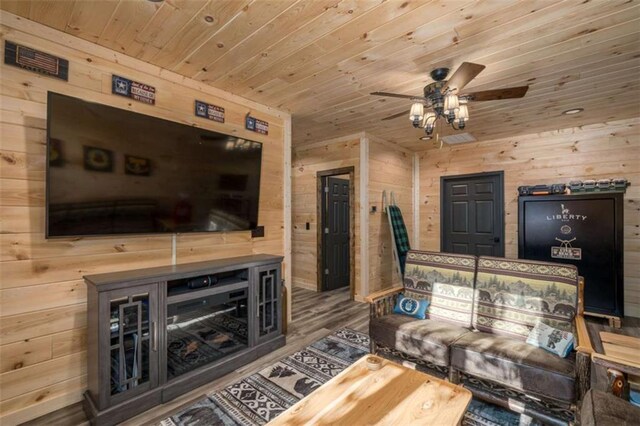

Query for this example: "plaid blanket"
[387,205,410,274]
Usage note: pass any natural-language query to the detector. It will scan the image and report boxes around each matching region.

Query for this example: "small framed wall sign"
[49,138,64,167]
[195,100,225,123]
[245,114,269,135]
[83,146,113,172]
[125,155,151,176]
[4,41,69,81]
[112,75,156,105]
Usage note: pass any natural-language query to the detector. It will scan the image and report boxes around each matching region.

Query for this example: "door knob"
[494,237,500,243]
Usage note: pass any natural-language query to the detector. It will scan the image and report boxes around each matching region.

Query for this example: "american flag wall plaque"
[4,41,69,81]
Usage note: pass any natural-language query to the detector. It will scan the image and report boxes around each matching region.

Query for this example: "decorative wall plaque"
[49,138,64,167]
[125,155,151,176]
[195,100,225,123]
[4,41,69,80]
[83,146,113,172]
[112,75,156,105]
[245,114,269,135]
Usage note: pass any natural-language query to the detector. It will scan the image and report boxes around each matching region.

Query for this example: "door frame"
[316,167,355,299]
[440,171,505,257]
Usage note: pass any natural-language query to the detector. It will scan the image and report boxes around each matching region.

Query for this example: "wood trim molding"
[284,115,292,324]
[360,135,370,297]
[413,152,420,250]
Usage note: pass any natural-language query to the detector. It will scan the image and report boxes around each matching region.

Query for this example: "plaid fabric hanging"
[387,205,410,274]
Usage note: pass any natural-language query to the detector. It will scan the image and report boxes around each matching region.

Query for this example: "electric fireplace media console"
[82,254,284,426]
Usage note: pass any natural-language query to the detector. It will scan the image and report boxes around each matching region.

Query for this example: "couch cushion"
[403,251,477,328]
[370,314,471,367]
[581,389,640,426]
[473,256,578,340]
[451,331,576,403]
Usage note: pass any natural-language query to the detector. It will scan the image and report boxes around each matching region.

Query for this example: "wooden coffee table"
[268,355,472,425]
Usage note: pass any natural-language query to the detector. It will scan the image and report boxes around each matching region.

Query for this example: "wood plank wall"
[418,118,640,317]
[0,13,287,425]
[368,138,414,293]
[291,136,361,294]
[291,134,414,298]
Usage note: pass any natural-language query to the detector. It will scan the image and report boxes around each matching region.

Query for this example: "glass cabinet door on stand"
[102,283,159,407]
[84,255,286,425]
[255,264,282,344]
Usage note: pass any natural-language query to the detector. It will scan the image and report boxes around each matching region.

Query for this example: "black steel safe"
[518,192,624,318]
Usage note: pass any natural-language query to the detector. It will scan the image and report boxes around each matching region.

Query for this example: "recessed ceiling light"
[419,135,432,141]
[204,15,214,23]
[562,108,584,115]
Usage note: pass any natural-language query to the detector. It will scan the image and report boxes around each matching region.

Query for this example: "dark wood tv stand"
[82,254,285,426]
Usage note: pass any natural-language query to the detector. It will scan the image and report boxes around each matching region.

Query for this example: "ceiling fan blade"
[370,91,417,99]
[444,62,486,93]
[381,110,408,121]
[465,86,529,101]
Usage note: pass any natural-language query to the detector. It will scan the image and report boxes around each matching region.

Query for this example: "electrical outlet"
[251,226,264,238]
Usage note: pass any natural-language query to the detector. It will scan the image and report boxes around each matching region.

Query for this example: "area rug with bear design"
[159,328,540,426]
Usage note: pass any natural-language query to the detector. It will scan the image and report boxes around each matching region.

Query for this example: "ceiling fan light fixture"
[562,108,584,115]
[422,112,436,134]
[456,104,469,121]
[443,94,459,114]
[409,102,424,127]
[421,112,436,127]
[371,62,528,134]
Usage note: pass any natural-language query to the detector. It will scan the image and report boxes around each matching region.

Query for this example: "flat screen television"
[46,92,262,238]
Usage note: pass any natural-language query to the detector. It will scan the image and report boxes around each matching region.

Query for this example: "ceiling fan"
[371,62,528,137]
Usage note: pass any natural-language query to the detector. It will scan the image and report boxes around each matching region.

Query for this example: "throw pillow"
[393,294,429,319]
[526,321,575,358]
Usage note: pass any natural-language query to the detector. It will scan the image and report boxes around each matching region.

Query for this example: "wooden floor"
[23,286,368,426]
[20,286,640,426]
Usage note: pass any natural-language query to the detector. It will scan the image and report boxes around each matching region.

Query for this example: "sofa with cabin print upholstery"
[366,250,593,426]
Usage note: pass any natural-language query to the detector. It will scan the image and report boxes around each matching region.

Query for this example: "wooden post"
[575,277,593,401]
[449,368,460,384]
[575,351,591,401]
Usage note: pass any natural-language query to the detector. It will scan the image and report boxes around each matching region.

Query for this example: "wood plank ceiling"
[2,0,639,151]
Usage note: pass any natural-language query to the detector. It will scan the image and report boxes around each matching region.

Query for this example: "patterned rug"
[159,328,539,426]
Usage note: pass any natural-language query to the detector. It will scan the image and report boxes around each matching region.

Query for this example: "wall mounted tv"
[46,92,263,238]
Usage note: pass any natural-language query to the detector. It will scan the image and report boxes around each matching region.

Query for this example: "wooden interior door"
[441,172,504,256]
[321,176,350,291]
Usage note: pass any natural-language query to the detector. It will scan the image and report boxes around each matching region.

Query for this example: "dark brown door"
[441,172,504,256]
[322,177,350,291]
